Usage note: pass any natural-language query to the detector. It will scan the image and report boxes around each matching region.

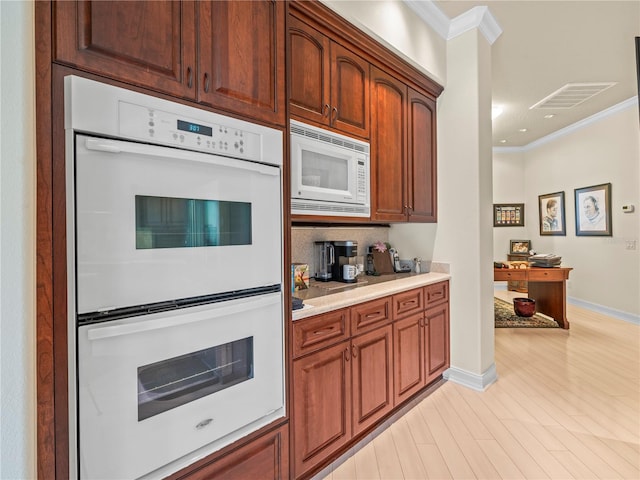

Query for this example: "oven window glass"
[301,150,348,191]
[138,337,254,421]
[135,195,251,249]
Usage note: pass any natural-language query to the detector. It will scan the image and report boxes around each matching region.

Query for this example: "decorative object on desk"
[493,203,525,227]
[513,297,536,317]
[494,297,559,328]
[292,263,309,290]
[538,191,566,236]
[509,239,531,255]
[529,253,562,267]
[575,183,612,236]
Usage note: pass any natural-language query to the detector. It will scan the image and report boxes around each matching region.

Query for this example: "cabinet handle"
[186,67,193,89]
[331,106,338,124]
[352,345,358,358]
[344,347,350,362]
[323,104,330,117]
[204,73,210,93]
[365,311,382,318]
[312,327,335,336]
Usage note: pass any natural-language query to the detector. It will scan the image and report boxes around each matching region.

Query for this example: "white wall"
[0,1,37,478]
[495,105,639,319]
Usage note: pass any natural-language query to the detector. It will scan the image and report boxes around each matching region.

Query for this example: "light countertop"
[292,271,450,321]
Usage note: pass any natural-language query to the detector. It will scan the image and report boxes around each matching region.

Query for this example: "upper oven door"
[73,135,282,314]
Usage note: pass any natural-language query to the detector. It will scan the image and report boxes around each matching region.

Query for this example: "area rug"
[494,297,559,328]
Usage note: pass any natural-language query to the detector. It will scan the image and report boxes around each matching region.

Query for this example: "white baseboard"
[568,296,640,325]
[443,363,498,391]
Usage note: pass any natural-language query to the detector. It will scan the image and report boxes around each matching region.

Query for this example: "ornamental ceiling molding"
[404,1,502,45]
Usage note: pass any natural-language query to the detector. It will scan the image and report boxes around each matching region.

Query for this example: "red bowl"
[513,297,536,317]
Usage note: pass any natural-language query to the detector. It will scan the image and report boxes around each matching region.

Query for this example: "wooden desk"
[494,266,573,329]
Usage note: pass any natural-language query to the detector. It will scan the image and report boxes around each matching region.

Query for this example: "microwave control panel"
[118,101,261,161]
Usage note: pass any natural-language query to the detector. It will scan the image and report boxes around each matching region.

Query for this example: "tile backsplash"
[291,226,389,278]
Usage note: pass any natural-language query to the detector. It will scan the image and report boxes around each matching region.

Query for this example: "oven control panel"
[119,101,262,161]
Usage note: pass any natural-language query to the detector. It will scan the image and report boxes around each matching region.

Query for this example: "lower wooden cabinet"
[169,423,289,480]
[291,281,449,479]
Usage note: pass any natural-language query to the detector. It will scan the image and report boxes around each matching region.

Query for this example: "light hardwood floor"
[320,290,640,479]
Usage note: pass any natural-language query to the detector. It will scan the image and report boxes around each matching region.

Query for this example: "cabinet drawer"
[424,281,449,307]
[392,288,424,319]
[494,269,527,282]
[527,268,564,281]
[350,297,392,336]
[293,309,350,358]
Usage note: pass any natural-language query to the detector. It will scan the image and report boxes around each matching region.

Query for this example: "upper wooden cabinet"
[289,15,369,139]
[53,0,286,126]
[196,1,286,125]
[371,66,438,223]
[54,1,197,98]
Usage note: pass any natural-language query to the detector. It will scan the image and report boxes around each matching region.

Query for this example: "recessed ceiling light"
[518,128,528,132]
[544,114,555,119]
[499,139,507,143]
[492,106,503,120]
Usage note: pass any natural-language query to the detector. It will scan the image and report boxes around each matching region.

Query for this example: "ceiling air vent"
[529,82,617,109]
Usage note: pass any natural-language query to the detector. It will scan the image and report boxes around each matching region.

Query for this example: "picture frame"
[538,191,566,236]
[574,183,612,236]
[493,203,524,227]
[510,239,531,255]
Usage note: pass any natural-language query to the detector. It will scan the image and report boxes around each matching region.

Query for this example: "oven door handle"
[86,293,281,341]
[82,137,279,177]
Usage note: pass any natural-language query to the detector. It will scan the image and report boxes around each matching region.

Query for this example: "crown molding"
[494,96,639,153]
[404,1,502,45]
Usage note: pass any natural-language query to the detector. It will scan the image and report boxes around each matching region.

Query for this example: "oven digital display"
[177,119,213,137]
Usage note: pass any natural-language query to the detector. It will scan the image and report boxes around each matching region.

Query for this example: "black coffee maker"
[331,240,358,283]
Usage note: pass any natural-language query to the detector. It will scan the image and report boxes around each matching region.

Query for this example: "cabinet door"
[170,424,289,480]
[424,303,449,384]
[54,1,196,99]
[370,66,408,222]
[330,43,370,138]
[292,341,351,478]
[407,88,438,222]
[351,325,393,436]
[198,0,286,125]
[289,15,331,125]
[393,313,424,405]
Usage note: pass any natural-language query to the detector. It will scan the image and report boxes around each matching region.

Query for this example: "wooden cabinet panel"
[54,1,196,98]
[171,424,289,480]
[392,287,424,319]
[197,0,285,125]
[351,325,393,436]
[407,88,437,222]
[425,303,449,383]
[330,43,369,138]
[370,66,408,222]
[293,309,350,358]
[425,280,449,307]
[350,296,391,336]
[292,341,352,478]
[393,313,424,405]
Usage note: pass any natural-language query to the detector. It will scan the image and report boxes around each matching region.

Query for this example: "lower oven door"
[77,292,284,480]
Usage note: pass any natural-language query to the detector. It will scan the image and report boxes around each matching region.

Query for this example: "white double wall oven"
[65,76,285,479]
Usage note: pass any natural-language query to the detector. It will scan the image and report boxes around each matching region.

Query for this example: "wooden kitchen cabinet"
[54,0,286,126]
[393,312,424,404]
[292,339,352,478]
[371,65,438,223]
[169,424,289,480]
[289,14,370,138]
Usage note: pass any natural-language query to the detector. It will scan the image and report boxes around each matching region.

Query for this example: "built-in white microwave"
[290,120,370,218]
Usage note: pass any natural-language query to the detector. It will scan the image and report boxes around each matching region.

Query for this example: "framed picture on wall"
[538,191,566,236]
[493,203,524,227]
[574,183,612,236]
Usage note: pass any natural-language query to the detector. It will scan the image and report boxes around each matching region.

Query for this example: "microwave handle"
[86,293,281,341]
[82,137,279,177]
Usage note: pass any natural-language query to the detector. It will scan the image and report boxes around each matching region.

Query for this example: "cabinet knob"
[344,347,350,362]
[323,104,330,117]
[186,67,193,89]
[204,73,210,93]
[352,345,358,358]
[331,106,338,124]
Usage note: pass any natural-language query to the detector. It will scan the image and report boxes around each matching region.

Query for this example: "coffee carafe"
[331,240,358,283]
[314,241,334,281]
